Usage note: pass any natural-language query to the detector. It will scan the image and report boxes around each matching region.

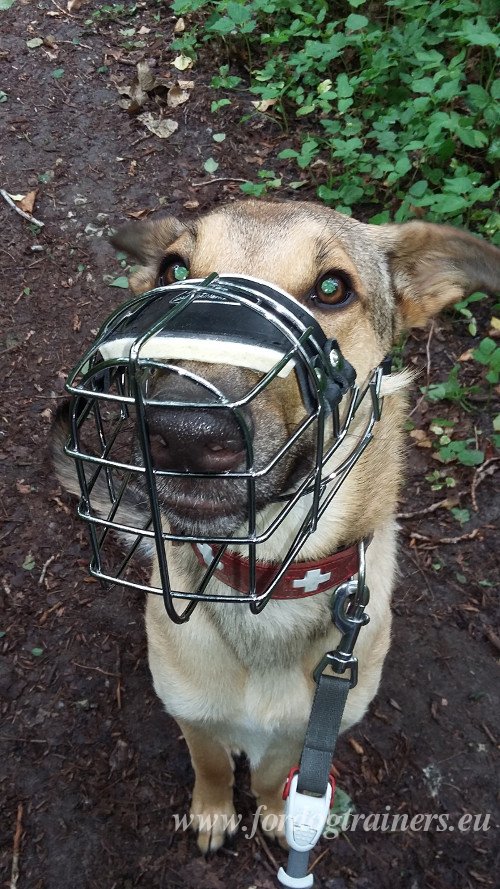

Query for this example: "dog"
[52,200,500,855]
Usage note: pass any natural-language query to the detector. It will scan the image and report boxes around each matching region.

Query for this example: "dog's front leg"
[177,719,238,853]
[251,740,303,848]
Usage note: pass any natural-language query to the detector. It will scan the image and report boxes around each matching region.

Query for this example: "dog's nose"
[149,408,245,472]
[146,368,253,472]
[148,406,247,473]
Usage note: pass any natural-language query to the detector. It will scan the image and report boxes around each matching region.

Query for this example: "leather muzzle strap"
[191,541,360,599]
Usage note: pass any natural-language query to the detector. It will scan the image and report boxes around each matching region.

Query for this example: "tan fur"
[57,200,499,854]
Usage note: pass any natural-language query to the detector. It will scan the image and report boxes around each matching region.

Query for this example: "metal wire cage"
[63,274,386,622]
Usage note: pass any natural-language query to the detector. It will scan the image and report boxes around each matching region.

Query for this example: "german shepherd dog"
[53,200,500,853]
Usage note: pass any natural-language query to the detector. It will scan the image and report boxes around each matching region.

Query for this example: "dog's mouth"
[139,429,315,538]
[153,473,274,537]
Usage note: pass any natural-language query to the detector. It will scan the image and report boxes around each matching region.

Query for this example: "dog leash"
[277,540,370,888]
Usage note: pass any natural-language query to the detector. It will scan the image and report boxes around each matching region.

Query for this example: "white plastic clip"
[277,771,334,888]
[277,868,314,889]
[283,772,333,852]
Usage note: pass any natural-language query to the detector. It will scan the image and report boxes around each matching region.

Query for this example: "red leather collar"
[191,541,360,600]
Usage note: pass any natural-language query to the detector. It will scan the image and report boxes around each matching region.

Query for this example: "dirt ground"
[0,2,498,888]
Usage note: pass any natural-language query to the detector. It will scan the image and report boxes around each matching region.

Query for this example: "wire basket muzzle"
[63,275,357,620]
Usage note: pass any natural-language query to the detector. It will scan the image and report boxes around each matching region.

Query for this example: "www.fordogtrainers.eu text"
[173,807,492,841]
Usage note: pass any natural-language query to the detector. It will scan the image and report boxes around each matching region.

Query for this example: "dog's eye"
[159,255,190,285]
[311,272,353,307]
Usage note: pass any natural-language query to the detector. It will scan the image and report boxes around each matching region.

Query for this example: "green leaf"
[336,73,354,99]
[451,508,470,526]
[22,553,35,570]
[26,37,43,49]
[0,0,16,9]
[212,132,226,142]
[455,18,499,49]
[38,171,54,184]
[31,647,44,657]
[51,68,65,79]
[0,89,7,103]
[211,98,231,112]
[456,448,484,467]
[203,157,219,174]
[109,276,129,289]
[345,13,368,30]
[409,180,428,198]
[412,77,435,94]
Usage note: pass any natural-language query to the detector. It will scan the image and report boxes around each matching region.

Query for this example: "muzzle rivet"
[330,350,339,367]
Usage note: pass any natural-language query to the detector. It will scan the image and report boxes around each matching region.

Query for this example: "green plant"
[173,0,498,233]
[473,337,500,383]
[240,169,282,196]
[425,469,457,491]
[453,292,488,335]
[85,2,138,23]
[421,365,478,409]
[435,436,484,466]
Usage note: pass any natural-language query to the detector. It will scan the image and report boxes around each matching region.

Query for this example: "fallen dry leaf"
[409,428,432,448]
[137,113,178,139]
[43,35,58,50]
[17,190,38,214]
[67,0,88,10]
[458,348,473,361]
[173,54,193,71]
[137,61,156,93]
[251,98,277,112]
[167,84,190,108]
[183,200,199,210]
[112,78,149,114]
[16,480,31,495]
[174,17,186,34]
[126,208,149,219]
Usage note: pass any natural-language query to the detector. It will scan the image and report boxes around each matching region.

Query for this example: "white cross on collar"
[196,543,215,567]
[292,568,332,594]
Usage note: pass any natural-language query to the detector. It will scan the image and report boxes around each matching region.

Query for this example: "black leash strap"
[278,544,370,889]
[297,673,350,796]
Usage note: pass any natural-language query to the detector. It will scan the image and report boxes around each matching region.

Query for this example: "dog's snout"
[148,407,247,473]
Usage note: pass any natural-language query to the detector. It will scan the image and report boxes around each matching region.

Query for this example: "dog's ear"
[110,216,186,264]
[110,215,186,293]
[379,221,500,328]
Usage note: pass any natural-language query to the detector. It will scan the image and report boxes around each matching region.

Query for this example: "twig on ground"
[397,497,456,521]
[409,528,479,548]
[471,457,499,511]
[425,321,435,387]
[0,189,45,228]
[191,177,247,188]
[484,627,500,654]
[72,662,121,678]
[309,846,330,871]
[408,326,434,417]
[255,830,279,870]
[51,0,76,17]
[116,648,122,710]
[38,555,56,587]
[10,803,23,889]
[480,723,498,747]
